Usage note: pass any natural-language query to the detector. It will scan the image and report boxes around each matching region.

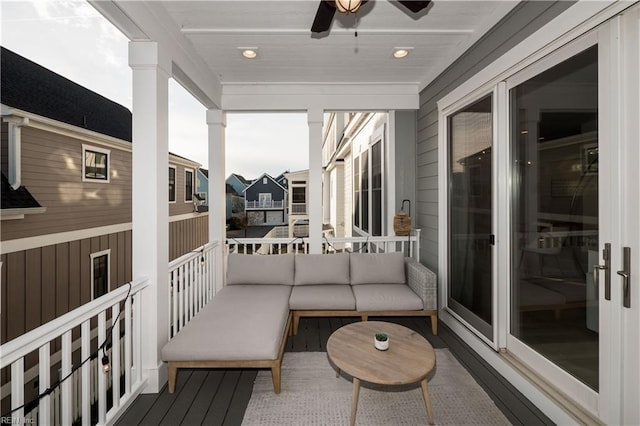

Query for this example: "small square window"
[83,145,110,182]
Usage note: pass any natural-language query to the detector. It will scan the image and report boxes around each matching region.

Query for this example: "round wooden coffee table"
[327,321,435,426]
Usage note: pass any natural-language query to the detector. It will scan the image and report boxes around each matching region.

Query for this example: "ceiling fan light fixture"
[393,47,412,59]
[335,0,362,14]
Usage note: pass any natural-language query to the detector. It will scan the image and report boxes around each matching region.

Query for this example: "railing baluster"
[61,331,72,426]
[124,294,132,395]
[39,342,51,425]
[134,293,142,384]
[171,270,177,338]
[97,311,107,424]
[80,321,90,426]
[10,358,24,423]
[111,303,121,412]
[178,265,185,332]
[187,261,193,321]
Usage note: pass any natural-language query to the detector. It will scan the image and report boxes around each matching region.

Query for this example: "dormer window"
[83,145,110,182]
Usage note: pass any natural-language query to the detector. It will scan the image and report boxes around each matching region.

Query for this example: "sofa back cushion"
[227,253,294,286]
[350,252,406,285]
[294,253,350,285]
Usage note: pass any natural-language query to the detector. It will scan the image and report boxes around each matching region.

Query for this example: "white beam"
[207,109,226,293]
[308,108,324,254]
[129,40,170,393]
[222,84,419,111]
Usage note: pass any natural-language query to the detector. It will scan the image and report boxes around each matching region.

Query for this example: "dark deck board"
[202,370,242,426]
[179,371,225,425]
[116,317,554,426]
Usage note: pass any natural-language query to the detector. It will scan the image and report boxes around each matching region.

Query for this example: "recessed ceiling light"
[393,47,412,59]
[240,48,258,59]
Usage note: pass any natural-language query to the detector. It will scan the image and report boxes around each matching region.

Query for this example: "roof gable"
[242,172,288,194]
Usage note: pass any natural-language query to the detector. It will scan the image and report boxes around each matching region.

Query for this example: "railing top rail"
[225,232,421,246]
[0,278,148,368]
[168,241,218,270]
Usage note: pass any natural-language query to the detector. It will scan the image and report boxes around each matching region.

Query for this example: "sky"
[0,0,309,179]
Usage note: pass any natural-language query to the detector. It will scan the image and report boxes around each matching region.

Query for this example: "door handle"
[616,247,631,308]
[593,243,611,300]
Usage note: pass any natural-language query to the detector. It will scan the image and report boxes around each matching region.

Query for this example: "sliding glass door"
[447,95,494,340]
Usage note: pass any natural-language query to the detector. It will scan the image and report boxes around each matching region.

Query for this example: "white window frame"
[184,168,194,203]
[90,249,110,300]
[169,165,177,204]
[258,192,272,207]
[263,177,268,185]
[352,126,386,237]
[82,144,110,183]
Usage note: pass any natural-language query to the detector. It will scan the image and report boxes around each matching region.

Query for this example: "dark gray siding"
[244,176,285,202]
[394,110,417,215]
[416,1,575,272]
[169,214,209,261]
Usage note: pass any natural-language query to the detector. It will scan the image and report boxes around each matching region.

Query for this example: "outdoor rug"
[242,350,511,425]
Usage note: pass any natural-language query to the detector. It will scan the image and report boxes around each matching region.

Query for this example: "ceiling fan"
[311,0,431,33]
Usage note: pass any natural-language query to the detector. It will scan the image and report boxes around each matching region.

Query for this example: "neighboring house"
[284,170,308,237]
[225,173,249,220]
[243,173,287,226]
[274,172,288,189]
[0,47,207,344]
[195,167,209,212]
[321,111,416,239]
[226,172,250,195]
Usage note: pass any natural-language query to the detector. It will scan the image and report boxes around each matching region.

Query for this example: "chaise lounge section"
[162,251,437,394]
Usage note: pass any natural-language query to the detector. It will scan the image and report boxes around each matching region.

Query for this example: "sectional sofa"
[161,252,437,394]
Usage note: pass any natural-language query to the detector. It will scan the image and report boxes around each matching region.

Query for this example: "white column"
[129,41,170,393]
[207,109,226,292]
[308,108,324,253]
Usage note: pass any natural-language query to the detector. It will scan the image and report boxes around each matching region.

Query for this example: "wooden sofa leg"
[430,314,438,336]
[168,363,178,394]
[361,314,368,322]
[293,314,300,336]
[271,363,281,394]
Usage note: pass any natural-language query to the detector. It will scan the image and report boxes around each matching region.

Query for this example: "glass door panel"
[510,46,599,390]
[448,95,494,339]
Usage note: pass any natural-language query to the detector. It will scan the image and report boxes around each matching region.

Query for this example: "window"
[185,169,194,202]
[354,157,360,227]
[361,150,369,233]
[263,177,268,185]
[259,193,272,207]
[353,136,384,236]
[169,166,176,202]
[91,249,110,299]
[82,145,110,182]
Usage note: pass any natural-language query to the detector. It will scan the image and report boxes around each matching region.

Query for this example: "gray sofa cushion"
[227,253,294,285]
[294,253,350,285]
[289,285,356,310]
[352,284,424,311]
[161,285,291,361]
[350,253,406,285]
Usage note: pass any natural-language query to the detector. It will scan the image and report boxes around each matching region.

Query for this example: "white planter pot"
[374,337,389,351]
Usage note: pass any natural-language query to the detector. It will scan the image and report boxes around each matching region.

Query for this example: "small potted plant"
[374,333,389,351]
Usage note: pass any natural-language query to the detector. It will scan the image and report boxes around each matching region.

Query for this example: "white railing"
[290,203,307,215]
[226,229,421,260]
[245,200,284,209]
[168,242,217,338]
[0,278,148,426]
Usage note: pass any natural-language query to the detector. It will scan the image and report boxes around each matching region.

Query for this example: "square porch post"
[307,108,324,253]
[129,41,170,393]
[207,109,226,292]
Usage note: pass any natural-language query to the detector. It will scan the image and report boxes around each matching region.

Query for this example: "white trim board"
[1,223,132,255]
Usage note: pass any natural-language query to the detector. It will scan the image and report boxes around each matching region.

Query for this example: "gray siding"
[169,214,209,261]
[416,1,574,272]
[1,126,132,240]
[393,110,417,217]
[0,230,132,344]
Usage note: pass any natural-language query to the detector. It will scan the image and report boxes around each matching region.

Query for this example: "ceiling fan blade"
[397,0,431,13]
[311,0,337,33]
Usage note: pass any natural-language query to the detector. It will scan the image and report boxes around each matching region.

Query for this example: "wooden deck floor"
[116,317,554,425]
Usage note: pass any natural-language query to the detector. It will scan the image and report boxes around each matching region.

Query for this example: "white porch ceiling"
[93,0,518,109]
